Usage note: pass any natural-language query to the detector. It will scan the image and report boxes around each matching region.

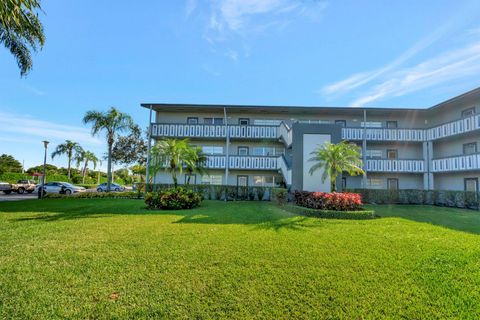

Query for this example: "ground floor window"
[465,178,478,192]
[387,178,399,190]
[201,175,223,185]
[253,175,274,187]
[237,175,248,187]
[184,174,196,184]
[366,178,383,189]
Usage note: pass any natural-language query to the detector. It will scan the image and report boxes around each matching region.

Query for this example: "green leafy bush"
[145,188,202,210]
[44,191,142,199]
[272,188,288,206]
[284,204,376,220]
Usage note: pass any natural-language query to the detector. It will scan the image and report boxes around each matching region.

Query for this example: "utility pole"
[40,141,49,199]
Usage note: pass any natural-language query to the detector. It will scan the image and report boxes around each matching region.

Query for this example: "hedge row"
[349,189,480,210]
[283,204,376,220]
[44,191,142,199]
[137,183,280,201]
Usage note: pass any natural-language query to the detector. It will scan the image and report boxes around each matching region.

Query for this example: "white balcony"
[366,159,425,173]
[342,128,426,142]
[432,154,480,172]
[201,155,279,170]
[427,115,480,140]
[151,123,277,140]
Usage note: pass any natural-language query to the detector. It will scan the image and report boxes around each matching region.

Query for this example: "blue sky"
[2,0,480,171]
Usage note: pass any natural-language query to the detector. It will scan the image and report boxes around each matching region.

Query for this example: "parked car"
[0,181,12,194]
[96,183,125,192]
[35,182,86,195]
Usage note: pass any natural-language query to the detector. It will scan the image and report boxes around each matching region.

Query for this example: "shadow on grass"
[371,204,480,235]
[1,199,323,231]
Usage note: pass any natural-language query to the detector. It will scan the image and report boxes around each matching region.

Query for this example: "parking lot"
[0,193,38,202]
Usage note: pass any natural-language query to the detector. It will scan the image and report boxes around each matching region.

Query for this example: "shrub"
[145,187,202,210]
[284,204,376,220]
[272,188,288,206]
[44,191,142,199]
[293,191,363,211]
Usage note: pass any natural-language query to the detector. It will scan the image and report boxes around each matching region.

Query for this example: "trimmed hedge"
[145,188,202,210]
[284,204,376,220]
[44,191,142,199]
[349,189,480,210]
[293,191,363,211]
[138,183,274,201]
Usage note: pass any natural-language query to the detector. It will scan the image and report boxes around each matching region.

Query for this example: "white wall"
[303,134,331,192]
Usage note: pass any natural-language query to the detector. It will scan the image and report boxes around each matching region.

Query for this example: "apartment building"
[142,87,480,193]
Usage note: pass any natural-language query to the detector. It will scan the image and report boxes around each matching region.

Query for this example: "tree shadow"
[371,204,480,235]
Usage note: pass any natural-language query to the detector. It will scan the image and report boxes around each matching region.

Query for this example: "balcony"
[342,128,426,142]
[366,159,425,173]
[432,153,480,172]
[151,123,278,140]
[427,114,480,140]
[202,155,279,170]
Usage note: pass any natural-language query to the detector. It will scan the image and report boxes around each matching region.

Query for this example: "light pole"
[40,140,49,199]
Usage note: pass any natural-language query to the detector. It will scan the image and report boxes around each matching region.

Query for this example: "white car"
[96,183,125,192]
[35,182,86,195]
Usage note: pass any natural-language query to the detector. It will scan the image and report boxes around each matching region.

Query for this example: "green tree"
[130,164,146,183]
[51,140,83,179]
[83,107,134,192]
[308,141,364,192]
[26,163,57,174]
[111,125,147,166]
[0,154,22,173]
[184,146,207,185]
[0,0,45,76]
[150,138,190,188]
[75,150,99,184]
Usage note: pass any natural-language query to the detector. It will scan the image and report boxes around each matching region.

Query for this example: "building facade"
[142,88,480,192]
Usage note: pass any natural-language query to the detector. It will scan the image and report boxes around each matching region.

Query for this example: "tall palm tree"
[184,146,207,185]
[150,138,190,188]
[309,141,364,192]
[83,107,134,191]
[0,0,45,76]
[51,140,83,179]
[75,150,99,184]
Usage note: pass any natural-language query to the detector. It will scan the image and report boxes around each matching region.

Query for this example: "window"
[238,146,249,155]
[341,177,347,191]
[465,178,478,192]
[365,150,382,159]
[387,149,398,160]
[253,119,282,126]
[335,120,346,127]
[463,142,477,155]
[187,117,198,124]
[386,121,398,129]
[184,174,196,184]
[202,146,223,155]
[238,118,250,125]
[253,175,274,187]
[387,178,399,190]
[252,147,277,156]
[237,175,248,187]
[361,121,382,128]
[202,175,223,185]
[204,117,224,125]
[462,107,475,118]
[366,178,383,189]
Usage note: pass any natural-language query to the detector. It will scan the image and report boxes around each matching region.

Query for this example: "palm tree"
[83,107,134,192]
[0,0,45,76]
[75,150,99,184]
[308,141,364,192]
[150,138,190,188]
[51,140,83,179]
[184,146,208,185]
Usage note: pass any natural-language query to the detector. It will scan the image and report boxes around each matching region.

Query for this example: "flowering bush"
[293,191,363,211]
[145,187,202,210]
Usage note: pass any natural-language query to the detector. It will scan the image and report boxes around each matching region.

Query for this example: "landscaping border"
[283,204,376,220]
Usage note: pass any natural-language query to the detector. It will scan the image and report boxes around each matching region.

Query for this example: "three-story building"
[142,87,480,192]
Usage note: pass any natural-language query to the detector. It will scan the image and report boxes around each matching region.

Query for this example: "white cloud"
[0,111,103,147]
[185,0,197,17]
[349,42,480,107]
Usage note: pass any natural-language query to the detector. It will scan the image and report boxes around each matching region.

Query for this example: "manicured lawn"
[1,200,480,319]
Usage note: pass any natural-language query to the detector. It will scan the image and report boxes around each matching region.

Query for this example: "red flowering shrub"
[293,191,363,211]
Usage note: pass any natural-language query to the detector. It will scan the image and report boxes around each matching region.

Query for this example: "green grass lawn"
[1,199,480,319]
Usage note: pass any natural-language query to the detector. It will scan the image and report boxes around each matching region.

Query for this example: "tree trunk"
[67,153,71,179]
[82,161,88,184]
[173,173,178,188]
[107,142,113,192]
[331,179,336,193]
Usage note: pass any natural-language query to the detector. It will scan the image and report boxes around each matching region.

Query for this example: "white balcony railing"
[151,123,277,139]
[432,154,480,172]
[427,115,480,140]
[366,159,425,173]
[341,128,426,142]
[200,155,279,170]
